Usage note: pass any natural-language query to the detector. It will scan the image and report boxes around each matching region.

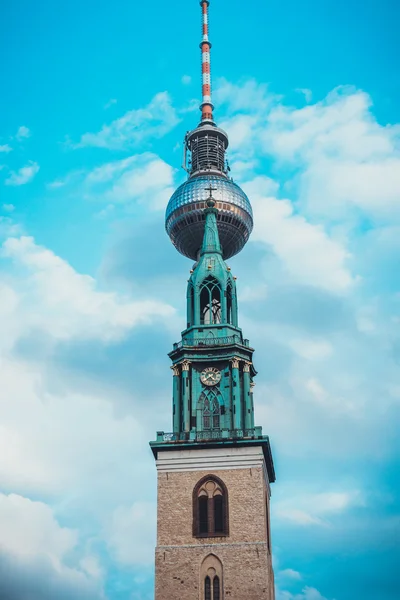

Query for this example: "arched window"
[213,576,221,600]
[200,276,221,325]
[226,283,233,324]
[200,390,221,431]
[204,576,211,600]
[187,284,195,327]
[193,476,229,537]
[200,554,223,600]
[214,495,224,534]
[199,495,208,535]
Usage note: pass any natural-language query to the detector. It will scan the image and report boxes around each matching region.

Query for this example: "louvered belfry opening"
[200,276,222,325]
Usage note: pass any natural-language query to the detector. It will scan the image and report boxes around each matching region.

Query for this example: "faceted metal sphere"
[165,174,253,260]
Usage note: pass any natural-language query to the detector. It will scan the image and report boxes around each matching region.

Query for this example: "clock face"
[201,367,221,387]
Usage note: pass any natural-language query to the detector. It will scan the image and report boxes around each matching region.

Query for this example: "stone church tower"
[150,2,275,599]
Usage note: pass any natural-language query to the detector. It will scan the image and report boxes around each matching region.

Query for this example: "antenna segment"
[200,0,214,122]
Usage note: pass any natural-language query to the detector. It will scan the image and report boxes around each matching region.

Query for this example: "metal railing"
[173,336,249,350]
[156,428,261,443]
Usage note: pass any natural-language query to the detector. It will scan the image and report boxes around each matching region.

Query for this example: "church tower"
[150,2,275,598]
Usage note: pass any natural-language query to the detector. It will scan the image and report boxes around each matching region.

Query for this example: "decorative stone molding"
[181,360,191,372]
[250,382,256,390]
[171,365,180,377]
[230,357,240,369]
[243,361,251,373]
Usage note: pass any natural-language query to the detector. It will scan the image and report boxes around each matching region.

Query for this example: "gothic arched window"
[200,276,221,325]
[200,554,224,600]
[200,390,221,431]
[213,576,221,600]
[199,495,208,535]
[187,284,195,327]
[205,576,211,600]
[226,282,233,324]
[193,476,229,538]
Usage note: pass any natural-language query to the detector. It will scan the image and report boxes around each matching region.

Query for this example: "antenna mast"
[200,0,214,123]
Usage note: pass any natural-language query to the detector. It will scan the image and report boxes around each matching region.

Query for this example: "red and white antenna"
[200,0,214,123]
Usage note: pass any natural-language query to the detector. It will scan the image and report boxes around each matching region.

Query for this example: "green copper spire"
[201,186,222,256]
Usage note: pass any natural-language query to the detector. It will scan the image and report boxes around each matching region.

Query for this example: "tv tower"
[165,0,253,262]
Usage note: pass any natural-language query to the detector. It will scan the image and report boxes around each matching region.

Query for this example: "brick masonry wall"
[155,465,274,600]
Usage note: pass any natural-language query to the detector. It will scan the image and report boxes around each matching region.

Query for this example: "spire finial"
[200,0,214,123]
[201,183,222,255]
[205,182,217,207]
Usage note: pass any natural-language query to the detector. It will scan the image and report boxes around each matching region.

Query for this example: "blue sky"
[0,0,399,599]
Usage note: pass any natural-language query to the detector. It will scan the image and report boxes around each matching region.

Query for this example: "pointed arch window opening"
[200,277,222,325]
[199,495,209,535]
[203,574,220,600]
[188,284,195,327]
[205,576,211,600]
[201,390,221,431]
[213,576,221,600]
[226,282,233,325]
[193,476,229,538]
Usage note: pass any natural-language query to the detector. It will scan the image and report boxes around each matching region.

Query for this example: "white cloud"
[0,357,148,496]
[0,493,104,599]
[260,87,400,219]
[274,490,364,526]
[1,235,175,342]
[2,203,15,212]
[239,283,268,303]
[0,143,12,153]
[302,157,400,220]
[181,74,192,85]
[244,176,353,293]
[289,339,333,361]
[85,152,175,210]
[0,493,76,559]
[47,179,66,189]
[5,161,39,186]
[215,77,277,114]
[80,556,103,579]
[295,88,313,103]
[223,114,259,149]
[217,80,400,225]
[106,502,156,566]
[0,232,172,507]
[16,125,31,140]
[0,216,21,237]
[278,569,302,581]
[275,508,324,526]
[277,587,331,600]
[76,92,180,150]
[262,88,393,162]
[104,98,117,109]
[95,203,115,219]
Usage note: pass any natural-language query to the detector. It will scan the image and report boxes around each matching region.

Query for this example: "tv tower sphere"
[165,1,253,261]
